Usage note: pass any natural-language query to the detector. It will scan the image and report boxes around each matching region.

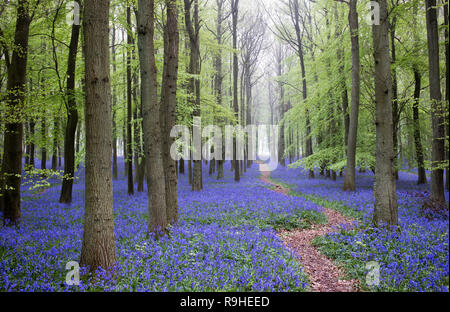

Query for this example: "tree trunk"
[215,0,225,179]
[232,0,240,182]
[41,117,47,170]
[112,23,118,181]
[1,0,31,225]
[60,3,80,204]
[80,0,117,270]
[126,7,134,196]
[443,0,449,191]
[137,0,168,235]
[160,0,179,224]
[390,13,399,180]
[185,0,203,190]
[425,0,445,204]
[372,0,398,226]
[343,0,360,192]
[51,118,58,170]
[413,68,427,184]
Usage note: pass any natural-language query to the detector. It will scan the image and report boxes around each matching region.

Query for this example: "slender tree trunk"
[179,157,185,174]
[1,0,31,224]
[29,121,35,168]
[425,0,445,204]
[80,0,117,270]
[343,0,360,191]
[112,23,118,180]
[443,0,449,191]
[41,117,47,170]
[137,0,168,235]
[232,0,240,182]
[185,0,203,190]
[390,13,399,180]
[413,68,427,184]
[215,0,225,179]
[372,0,398,226]
[60,3,80,203]
[126,7,134,195]
[51,118,58,170]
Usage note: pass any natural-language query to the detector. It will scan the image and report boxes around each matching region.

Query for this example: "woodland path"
[259,162,359,292]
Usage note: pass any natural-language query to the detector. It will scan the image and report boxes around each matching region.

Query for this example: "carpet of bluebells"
[272,164,449,292]
[1,158,448,292]
[0,159,329,292]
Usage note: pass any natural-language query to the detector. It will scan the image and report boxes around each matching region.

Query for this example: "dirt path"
[259,162,359,292]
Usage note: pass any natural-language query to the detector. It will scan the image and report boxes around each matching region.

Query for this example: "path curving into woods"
[259,162,359,292]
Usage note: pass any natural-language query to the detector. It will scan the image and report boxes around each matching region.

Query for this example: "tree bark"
[1,0,31,225]
[443,0,449,191]
[112,23,118,181]
[372,0,398,226]
[80,0,117,270]
[413,68,427,184]
[126,7,134,196]
[60,2,80,204]
[425,0,445,204]
[232,0,240,182]
[137,0,168,235]
[390,10,399,180]
[51,117,58,170]
[40,117,47,170]
[185,0,203,190]
[343,0,360,192]
[160,0,179,224]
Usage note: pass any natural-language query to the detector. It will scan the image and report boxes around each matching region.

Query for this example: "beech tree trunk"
[343,0,360,192]
[41,117,47,170]
[372,0,398,226]
[112,23,118,181]
[1,0,31,225]
[443,0,449,191]
[51,118,58,170]
[413,68,427,184]
[59,2,80,203]
[80,0,117,270]
[232,0,240,182]
[160,0,179,224]
[137,0,168,234]
[425,0,445,204]
[185,0,203,190]
[126,7,134,196]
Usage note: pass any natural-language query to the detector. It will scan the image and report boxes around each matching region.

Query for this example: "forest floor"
[0,159,448,292]
[259,162,358,292]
